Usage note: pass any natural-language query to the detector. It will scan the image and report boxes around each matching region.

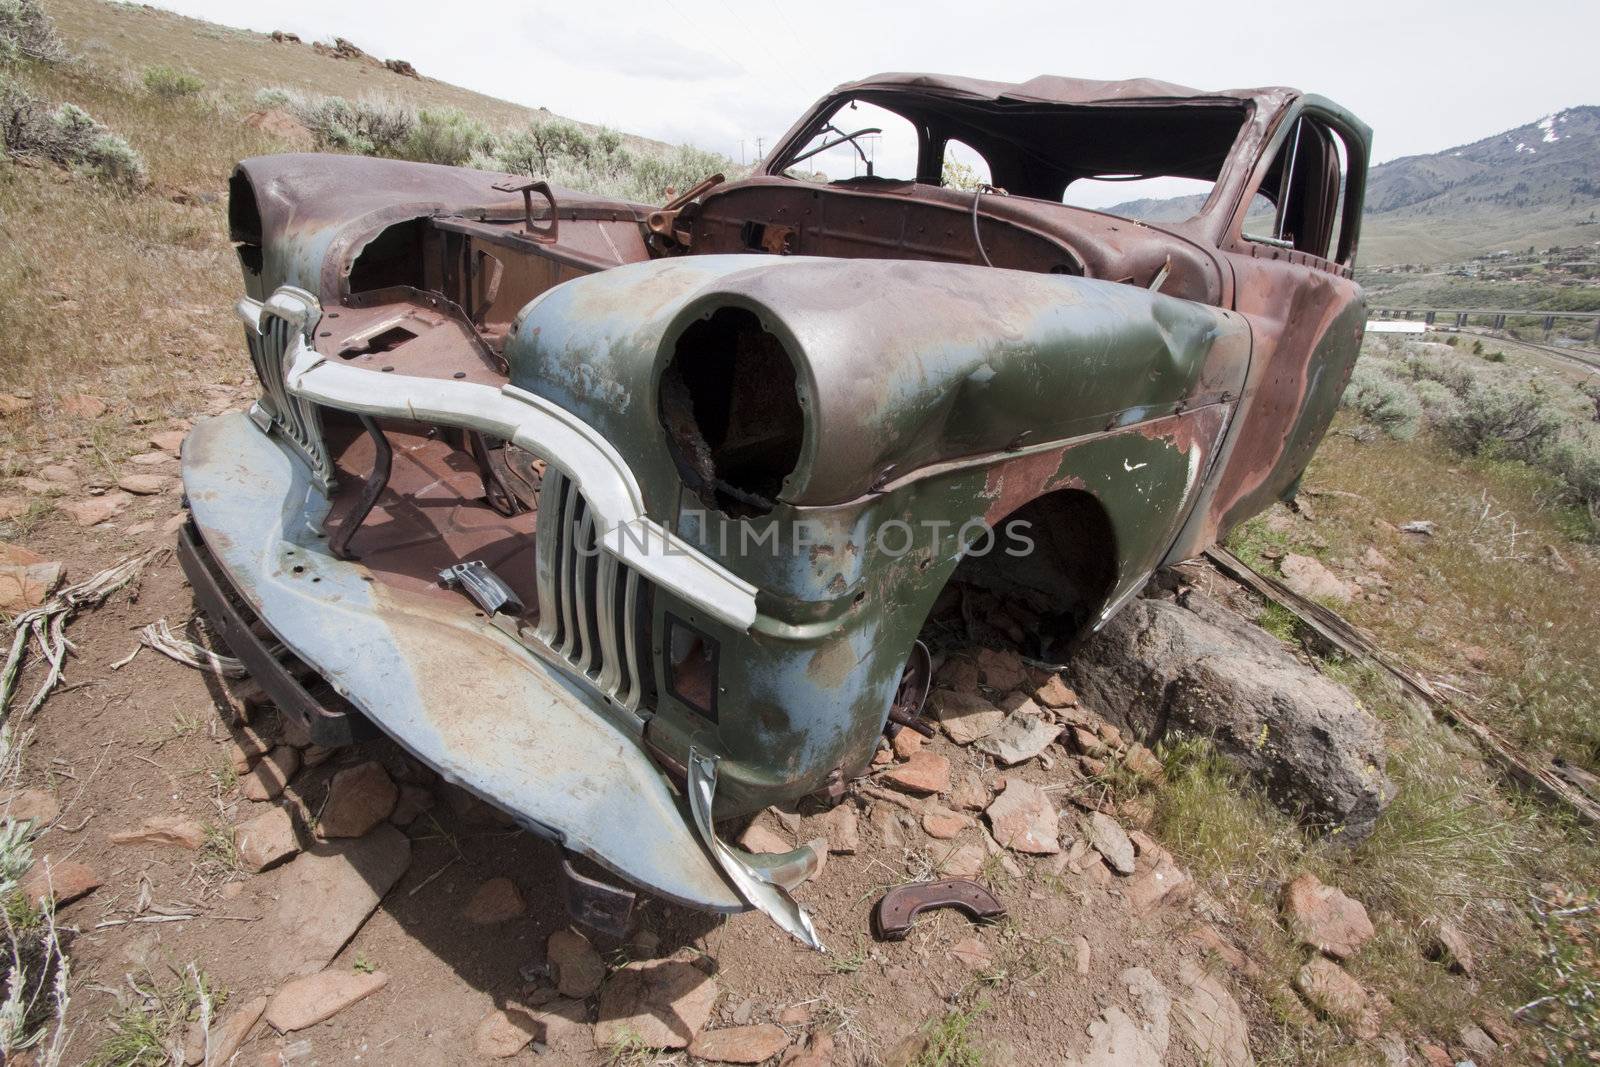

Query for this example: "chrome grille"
[239,286,335,492]
[535,468,647,711]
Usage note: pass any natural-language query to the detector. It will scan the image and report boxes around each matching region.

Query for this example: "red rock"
[0,560,63,612]
[1418,1045,1453,1067]
[0,788,59,826]
[1427,920,1476,976]
[871,748,893,765]
[19,858,100,907]
[933,654,979,692]
[59,394,107,419]
[1034,675,1078,708]
[206,995,266,1065]
[109,815,206,850]
[935,840,986,878]
[127,451,173,467]
[883,750,950,795]
[1280,553,1356,605]
[948,937,993,971]
[594,958,718,1050]
[1281,872,1374,959]
[389,784,433,827]
[117,473,169,496]
[922,806,969,840]
[1126,842,1192,914]
[737,821,791,855]
[264,969,388,1031]
[973,647,1027,691]
[1293,957,1377,1038]
[984,778,1059,854]
[813,803,859,854]
[36,465,74,486]
[780,1030,834,1067]
[929,690,1004,745]
[1070,726,1108,758]
[61,492,131,526]
[548,928,605,997]
[463,877,525,923]
[241,745,300,801]
[890,728,924,759]
[149,430,187,454]
[1081,811,1135,873]
[689,1023,790,1064]
[228,728,272,774]
[950,770,989,812]
[1122,743,1165,783]
[317,761,397,838]
[235,806,301,872]
[474,1006,541,1058]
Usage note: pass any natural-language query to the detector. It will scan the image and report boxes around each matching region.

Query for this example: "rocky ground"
[0,396,1524,1067]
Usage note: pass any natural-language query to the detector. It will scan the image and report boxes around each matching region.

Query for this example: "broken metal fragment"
[871,878,1006,941]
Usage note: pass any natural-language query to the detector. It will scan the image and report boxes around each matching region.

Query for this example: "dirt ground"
[5,413,1251,1064]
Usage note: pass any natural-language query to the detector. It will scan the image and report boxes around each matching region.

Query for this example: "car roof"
[830,72,1298,112]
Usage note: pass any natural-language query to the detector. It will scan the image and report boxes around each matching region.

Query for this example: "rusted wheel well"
[937,488,1118,660]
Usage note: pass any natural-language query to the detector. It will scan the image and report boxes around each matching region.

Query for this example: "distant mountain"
[1103,107,1600,265]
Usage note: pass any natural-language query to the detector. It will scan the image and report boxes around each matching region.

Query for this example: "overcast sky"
[154,0,1597,175]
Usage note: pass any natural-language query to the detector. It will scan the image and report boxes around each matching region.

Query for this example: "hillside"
[44,0,666,150]
[1104,107,1600,266]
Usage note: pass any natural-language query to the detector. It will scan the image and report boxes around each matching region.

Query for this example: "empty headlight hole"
[658,307,804,518]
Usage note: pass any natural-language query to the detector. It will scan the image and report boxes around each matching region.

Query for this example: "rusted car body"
[180,73,1370,946]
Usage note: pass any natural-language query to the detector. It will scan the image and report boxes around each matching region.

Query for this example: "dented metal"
[188,72,1371,945]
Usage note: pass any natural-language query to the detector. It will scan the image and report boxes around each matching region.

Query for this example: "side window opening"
[941,139,993,191]
[1244,116,1355,263]
[782,99,921,183]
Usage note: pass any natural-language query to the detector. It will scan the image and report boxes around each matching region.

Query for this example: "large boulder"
[1069,589,1393,840]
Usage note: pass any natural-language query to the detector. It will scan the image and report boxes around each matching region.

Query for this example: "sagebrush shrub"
[0,0,66,66]
[0,79,146,189]
[403,107,494,167]
[142,65,204,97]
[1401,343,1478,396]
[1548,428,1600,521]
[293,95,414,156]
[1441,382,1562,459]
[1342,363,1421,440]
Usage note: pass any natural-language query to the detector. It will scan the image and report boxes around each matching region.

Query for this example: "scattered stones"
[1426,920,1476,976]
[228,728,273,774]
[922,805,969,840]
[389,784,434,827]
[594,958,718,1050]
[1122,743,1164,784]
[1082,812,1136,874]
[814,804,859,854]
[264,969,389,1031]
[255,826,412,981]
[109,815,206,850]
[781,1030,835,1067]
[950,770,989,812]
[1457,1023,1498,1059]
[59,394,107,419]
[890,728,923,759]
[0,788,59,827]
[974,712,1061,766]
[0,558,62,612]
[206,995,267,1065]
[1069,726,1108,758]
[241,745,301,801]
[983,778,1060,854]
[1281,873,1374,960]
[1185,925,1260,980]
[1125,838,1192,915]
[463,877,526,924]
[37,465,75,485]
[973,646,1027,692]
[149,430,187,454]
[62,492,131,527]
[1069,590,1394,839]
[738,821,791,855]
[934,654,979,692]
[1172,958,1254,1067]
[935,840,987,879]
[948,937,993,971]
[474,1006,541,1058]
[1078,967,1172,1067]
[532,996,591,1056]
[689,1023,790,1064]
[317,761,397,838]
[883,750,951,795]
[127,450,173,467]
[929,690,1005,745]
[1035,675,1078,708]
[18,858,100,908]
[547,928,606,997]
[117,473,169,496]
[1279,554,1357,605]
[235,806,302,872]
[1293,957,1378,1039]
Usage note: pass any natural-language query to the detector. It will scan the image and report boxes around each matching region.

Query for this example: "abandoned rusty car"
[180,73,1371,947]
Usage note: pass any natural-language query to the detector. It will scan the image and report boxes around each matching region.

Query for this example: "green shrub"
[1410,378,1461,422]
[0,81,146,189]
[293,94,413,156]
[1481,349,1507,363]
[142,64,204,97]
[253,86,299,110]
[402,107,495,166]
[1343,363,1421,439]
[0,0,66,66]
[1441,382,1562,459]
[1548,427,1600,521]
[1401,343,1478,396]
[1471,339,1484,355]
